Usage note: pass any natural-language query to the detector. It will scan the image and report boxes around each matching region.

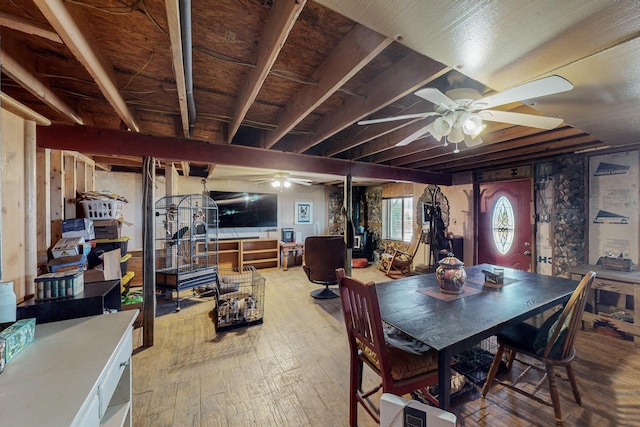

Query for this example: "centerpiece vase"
[436,254,466,295]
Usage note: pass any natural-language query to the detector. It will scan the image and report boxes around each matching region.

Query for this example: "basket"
[81,200,124,220]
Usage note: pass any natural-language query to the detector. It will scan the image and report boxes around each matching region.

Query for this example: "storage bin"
[120,253,132,275]
[95,236,130,257]
[93,219,122,239]
[80,200,124,220]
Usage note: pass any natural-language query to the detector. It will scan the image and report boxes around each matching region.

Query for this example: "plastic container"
[120,253,132,275]
[80,200,124,220]
[0,281,17,323]
[95,236,130,257]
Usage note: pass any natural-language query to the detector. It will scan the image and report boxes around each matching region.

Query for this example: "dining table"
[376,263,580,410]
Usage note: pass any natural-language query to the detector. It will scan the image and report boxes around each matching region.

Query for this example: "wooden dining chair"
[336,268,439,426]
[481,271,596,426]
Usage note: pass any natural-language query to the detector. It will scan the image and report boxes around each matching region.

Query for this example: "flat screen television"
[210,191,277,228]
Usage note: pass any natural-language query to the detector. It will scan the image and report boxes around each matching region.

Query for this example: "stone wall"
[552,154,586,277]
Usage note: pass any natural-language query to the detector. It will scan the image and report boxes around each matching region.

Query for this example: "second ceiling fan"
[358,75,574,151]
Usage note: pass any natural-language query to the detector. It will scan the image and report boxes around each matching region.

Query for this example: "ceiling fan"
[358,75,573,152]
[249,172,313,189]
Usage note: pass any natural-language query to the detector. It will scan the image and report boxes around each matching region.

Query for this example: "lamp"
[271,178,291,190]
[459,112,482,135]
[431,112,485,153]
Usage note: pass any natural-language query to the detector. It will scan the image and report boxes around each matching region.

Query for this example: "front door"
[478,179,533,270]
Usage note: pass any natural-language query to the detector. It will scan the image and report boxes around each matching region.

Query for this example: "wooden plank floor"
[131,265,640,426]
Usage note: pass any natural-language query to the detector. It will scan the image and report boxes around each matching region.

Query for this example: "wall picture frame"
[295,202,312,224]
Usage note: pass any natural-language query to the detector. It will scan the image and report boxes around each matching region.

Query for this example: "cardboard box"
[93,219,122,239]
[47,254,88,273]
[62,218,95,241]
[0,318,35,363]
[84,249,122,283]
[35,270,84,300]
[51,237,90,259]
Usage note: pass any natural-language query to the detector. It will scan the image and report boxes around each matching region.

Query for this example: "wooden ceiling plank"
[292,53,450,153]
[226,0,307,143]
[206,164,216,179]
[346,120,438,161]
[1,50,82,124]
[263,24,392,149]
[37,124,452,185]
[33,0,139,132]
[165,0,190,139]
[0,11,62,43]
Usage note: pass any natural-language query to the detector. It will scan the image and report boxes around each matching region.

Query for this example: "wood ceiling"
[2,0,640,183]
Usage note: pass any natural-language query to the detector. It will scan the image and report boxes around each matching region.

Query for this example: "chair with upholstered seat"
[481,271,596,426]
[303,235,345,299]
[336,268,439,426]
[379,230,427,277]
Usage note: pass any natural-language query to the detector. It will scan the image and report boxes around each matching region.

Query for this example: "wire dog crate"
[212,266,265,331]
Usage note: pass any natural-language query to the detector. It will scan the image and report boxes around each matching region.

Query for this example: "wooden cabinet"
[569,264,640,347]
[0,310,138,426]
[197,238,279,270]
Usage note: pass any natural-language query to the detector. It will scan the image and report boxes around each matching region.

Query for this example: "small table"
[376,264,579,410]
[280,241,304,270]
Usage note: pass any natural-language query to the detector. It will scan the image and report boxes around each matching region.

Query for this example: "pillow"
[533,309,570,358]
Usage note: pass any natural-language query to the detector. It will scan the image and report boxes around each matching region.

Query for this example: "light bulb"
[284,180,292,188]
[460,112,482,135]
[272,180,281,188]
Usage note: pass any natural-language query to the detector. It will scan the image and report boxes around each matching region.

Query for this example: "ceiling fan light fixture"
[460,112,483,135]
[271,180,281,188]
[433,115,454,135]
[283,180,292,188]
[448,126,465,144]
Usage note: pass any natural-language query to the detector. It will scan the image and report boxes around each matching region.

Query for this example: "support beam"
[291,53,450,153]
[34,0,139,132]
[164,0,190,138]
[142,156,156,347]
[37,124,452,185]
[1,51,81,124]
[24,121,37,297]
[181,161,190,177]
[226,0,306,143]
[0,11,62,43]
[263,24,391,149]
[0,92,51,126]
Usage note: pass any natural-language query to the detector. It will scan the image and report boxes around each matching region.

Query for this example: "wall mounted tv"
[210,191,277,228]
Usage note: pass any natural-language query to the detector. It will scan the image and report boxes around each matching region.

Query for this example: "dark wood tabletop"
[376,263,580,409]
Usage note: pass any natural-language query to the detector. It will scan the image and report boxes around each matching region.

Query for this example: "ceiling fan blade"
[358,112,437,125]
[480,110,564,130]
[471,75,573,110]
[395,123,433,147]
[464,133,483,147]
[414,88,458,110]
[288,178,312,186]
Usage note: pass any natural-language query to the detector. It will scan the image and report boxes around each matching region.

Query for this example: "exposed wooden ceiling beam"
[91,155,142,168]
[1,49,82,124]
[226,0,307,143]
[164,0,190,139]
[0,92,51,125]
[319,101,426,157]
[33,0,139,132]
[262,24,392,149]
[37,124,452,185]
[206,164,216,179]
[0,11,62,43]
[291,53,450,153]
[181,161,190,176]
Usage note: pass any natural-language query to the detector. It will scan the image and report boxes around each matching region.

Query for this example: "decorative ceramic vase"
[436,254,466,295]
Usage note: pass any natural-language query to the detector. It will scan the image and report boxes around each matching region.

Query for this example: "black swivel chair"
[303,235,345,299]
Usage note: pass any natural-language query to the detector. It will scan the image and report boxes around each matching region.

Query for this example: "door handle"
[524,242,531,247]
[524,250,531,256]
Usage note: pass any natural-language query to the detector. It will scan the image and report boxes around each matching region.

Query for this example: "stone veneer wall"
[326,186,382,250]
[552,153,586,277]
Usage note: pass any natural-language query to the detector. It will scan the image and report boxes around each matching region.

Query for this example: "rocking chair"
[379,230,427,278]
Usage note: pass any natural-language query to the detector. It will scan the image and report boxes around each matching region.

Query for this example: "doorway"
[478,179,533,270]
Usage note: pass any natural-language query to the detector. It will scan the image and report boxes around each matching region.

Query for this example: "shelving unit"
[196,238,279,270]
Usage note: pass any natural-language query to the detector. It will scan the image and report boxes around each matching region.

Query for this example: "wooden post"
[24,120,37,296]
[345,174,352,276]
[142,156,156,347]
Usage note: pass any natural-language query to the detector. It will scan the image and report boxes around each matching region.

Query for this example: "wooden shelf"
[197,238,279,270]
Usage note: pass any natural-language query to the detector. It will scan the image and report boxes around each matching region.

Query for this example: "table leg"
[282,249,289,271]
[437,350,452,410]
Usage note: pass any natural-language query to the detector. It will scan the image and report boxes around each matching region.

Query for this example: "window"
[382,196,413,242]
[491,195,515,254]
